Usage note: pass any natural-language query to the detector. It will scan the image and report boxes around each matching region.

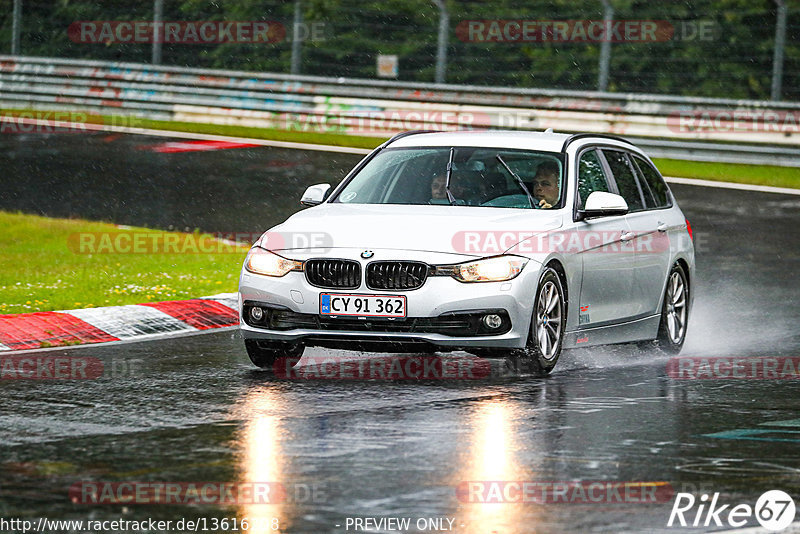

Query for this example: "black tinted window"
[632,155,671,208]
[602,150,644,212]
[577,149,610,210]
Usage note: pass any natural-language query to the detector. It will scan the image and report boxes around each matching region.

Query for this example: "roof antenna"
[544,127,554,133]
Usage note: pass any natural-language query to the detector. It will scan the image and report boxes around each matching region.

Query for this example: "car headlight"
[245,247,303,277]
[435,255,528,283]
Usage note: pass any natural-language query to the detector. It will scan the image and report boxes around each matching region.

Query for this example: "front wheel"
[512,267,566,376]
[653,264,689,354]
[245,339,304,371]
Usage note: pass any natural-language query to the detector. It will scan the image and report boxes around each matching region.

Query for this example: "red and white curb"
[140,139,261,153]
[0,293,239,351]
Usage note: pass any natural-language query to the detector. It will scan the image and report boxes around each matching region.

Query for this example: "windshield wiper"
[496,155,535,208]
[444,147,457,206]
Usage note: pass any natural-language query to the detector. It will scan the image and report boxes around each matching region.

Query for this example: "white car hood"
[260,203,564,258]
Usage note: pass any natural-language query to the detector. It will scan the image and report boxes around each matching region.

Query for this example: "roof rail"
[381,130,440,148]
[561,133,635,152]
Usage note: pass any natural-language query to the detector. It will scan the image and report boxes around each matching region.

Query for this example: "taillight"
[685,218,693,241]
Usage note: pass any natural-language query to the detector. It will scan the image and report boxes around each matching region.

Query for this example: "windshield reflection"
[333,147,564,209]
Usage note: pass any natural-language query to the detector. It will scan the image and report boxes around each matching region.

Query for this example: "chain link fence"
[1,0,797,101]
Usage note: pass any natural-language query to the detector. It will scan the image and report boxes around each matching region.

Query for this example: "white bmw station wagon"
[238,131,695,374]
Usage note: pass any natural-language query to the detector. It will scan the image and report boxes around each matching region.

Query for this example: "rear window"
[632,155,671,208]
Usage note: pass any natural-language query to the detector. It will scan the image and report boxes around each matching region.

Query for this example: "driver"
[531,162,561,209]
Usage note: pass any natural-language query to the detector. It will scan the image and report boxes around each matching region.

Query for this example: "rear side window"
[602,150,644,212]
[632,155,671,208]
[577,149,610,210]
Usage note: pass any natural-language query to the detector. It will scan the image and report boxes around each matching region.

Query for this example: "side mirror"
[300,183,331,207]
[580,191,628,219]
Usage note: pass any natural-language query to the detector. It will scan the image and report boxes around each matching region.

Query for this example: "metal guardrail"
[1,55,799,167]
[627,137,800,167]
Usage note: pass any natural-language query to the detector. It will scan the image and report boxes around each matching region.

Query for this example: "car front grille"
[304,259,361,289]
[241,302,512,337]
[366,261,429,290]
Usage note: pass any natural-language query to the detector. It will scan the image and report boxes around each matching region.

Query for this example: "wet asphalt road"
[1,132,800,533]
[0,131,360,233]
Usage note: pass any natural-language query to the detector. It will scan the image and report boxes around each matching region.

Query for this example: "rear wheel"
[652,264,689,354]
[245,339,304,371]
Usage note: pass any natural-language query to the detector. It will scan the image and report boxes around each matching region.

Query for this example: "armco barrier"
[1,55,799,166]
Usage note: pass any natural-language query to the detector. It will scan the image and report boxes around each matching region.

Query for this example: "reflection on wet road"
[1,132,799,533]
[3,335,799,532]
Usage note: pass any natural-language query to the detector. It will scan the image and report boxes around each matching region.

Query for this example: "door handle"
[657,222,668,233]
[620,231,635,242]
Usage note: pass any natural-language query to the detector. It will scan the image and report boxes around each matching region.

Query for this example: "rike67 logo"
[668,490,796,531]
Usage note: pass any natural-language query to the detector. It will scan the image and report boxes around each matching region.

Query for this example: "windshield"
[332,147,565,209]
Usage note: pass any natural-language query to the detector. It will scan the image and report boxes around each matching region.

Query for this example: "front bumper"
[238,251,541,351]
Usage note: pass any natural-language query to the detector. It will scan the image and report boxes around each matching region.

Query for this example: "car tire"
[513,266,566,376]
[244,339,304,371]
[652,263,689,354]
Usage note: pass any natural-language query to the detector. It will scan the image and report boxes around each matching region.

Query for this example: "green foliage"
[0,210,247,313]
[2,0,798,99]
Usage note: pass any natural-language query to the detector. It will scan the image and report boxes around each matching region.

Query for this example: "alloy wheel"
[665,271,687,344]
[536,280,562,360]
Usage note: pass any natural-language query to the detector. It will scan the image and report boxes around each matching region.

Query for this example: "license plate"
[319,293,407,318]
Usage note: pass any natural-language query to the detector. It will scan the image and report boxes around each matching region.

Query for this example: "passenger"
[429,173,471,204]
[429,174,449,204]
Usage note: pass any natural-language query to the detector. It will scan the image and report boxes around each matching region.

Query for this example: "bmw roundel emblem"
[361,250,374,259]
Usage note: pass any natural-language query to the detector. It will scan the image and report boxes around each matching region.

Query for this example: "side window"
[602,150,644,212]
[577,149,610,210]
[632,155,671,208]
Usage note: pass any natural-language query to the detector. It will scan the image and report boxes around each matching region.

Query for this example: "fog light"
[250,306,264,322]
[483,314,502,329]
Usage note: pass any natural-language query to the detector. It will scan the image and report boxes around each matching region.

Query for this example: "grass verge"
[653,158,800,189]
[0,211,248,314]
[139,117,384,150]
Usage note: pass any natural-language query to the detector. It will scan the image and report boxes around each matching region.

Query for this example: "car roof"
[387,130,572,152]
